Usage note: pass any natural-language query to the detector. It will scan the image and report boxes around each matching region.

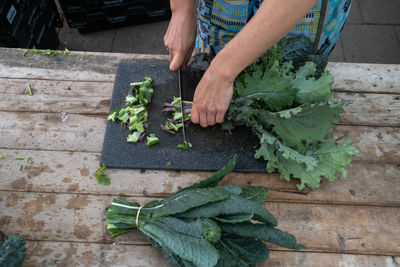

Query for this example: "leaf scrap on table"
[96,163,110,185]
[106,156,304,267]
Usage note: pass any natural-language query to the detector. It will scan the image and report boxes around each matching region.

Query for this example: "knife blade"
[178,70,186,141]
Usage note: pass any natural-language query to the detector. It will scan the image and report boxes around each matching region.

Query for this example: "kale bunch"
[225,36,359,190]
[106,156,304,267]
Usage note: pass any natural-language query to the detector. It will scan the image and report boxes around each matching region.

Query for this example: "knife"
[178,70,186,142]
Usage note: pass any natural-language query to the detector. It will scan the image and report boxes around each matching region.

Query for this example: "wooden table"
[0,47,399,266]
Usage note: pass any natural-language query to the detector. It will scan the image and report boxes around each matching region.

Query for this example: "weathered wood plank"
[337,92,400,127]
[0,47,399,94]
[0,78,113,114]
[329,62,400,94]
[23,242,169,267]
[0,112,105,152]
[22,241,400,267]
[0,149,399,206]
[336,125,400,164]
[0,112,398,163]
[1,192,399,255]
[1,78,400,127]
[0,48,169,81]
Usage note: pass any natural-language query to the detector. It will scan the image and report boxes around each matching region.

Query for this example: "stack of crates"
[59,0,170,33]
[0,0,62,49]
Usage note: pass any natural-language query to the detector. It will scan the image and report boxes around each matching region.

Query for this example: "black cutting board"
[100,61,266,172]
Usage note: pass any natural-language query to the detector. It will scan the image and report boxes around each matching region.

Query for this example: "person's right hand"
[164,3,197,71]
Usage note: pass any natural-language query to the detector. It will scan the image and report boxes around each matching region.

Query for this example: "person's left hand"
[191,68,235,127]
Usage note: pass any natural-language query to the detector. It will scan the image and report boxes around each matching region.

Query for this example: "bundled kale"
[225,36,359,190]
[0,234,26,267]
[106,156,304,267]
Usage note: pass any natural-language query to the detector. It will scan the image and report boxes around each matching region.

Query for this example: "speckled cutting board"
[100,61,266,172]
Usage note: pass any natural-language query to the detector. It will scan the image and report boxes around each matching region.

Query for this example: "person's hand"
[164,6,197,71]
[191,67,235,127]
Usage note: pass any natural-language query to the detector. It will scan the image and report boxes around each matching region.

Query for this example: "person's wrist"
[170,0,196,16]
[209,55,238,83]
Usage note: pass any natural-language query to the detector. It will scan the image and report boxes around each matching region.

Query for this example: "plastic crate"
[0,1,22,33]
[33,0,63,28]
[35,26,59,49]
[59,0,170,32]
[0,0,61,48]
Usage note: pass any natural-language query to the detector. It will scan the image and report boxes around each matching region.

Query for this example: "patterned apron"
[196,0,352,56]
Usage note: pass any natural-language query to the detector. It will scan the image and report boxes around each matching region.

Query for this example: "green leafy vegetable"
[127,131,141,143]
[177,140,192,149]
[96,163,110,185]
[226,36,359,190]
[105,157,303,267]
[108,77,155,144]
[0,154,3,159]
[0,235,26,267]
[27,83,33,95]
[166,161,172,167]
[162,97,192,134]
[147,134,159,146]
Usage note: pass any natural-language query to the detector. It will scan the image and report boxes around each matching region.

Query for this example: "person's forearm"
[170,0,196,15]
[211,0,318,80]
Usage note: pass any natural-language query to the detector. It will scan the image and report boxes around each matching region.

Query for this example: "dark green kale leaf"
[215,236,268,267]
[0,235,26,267]
[220,223,305,250]
[177,194,277,226]
[178,155,237,192]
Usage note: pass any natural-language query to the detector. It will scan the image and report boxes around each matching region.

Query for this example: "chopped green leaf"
[146,134,159,146]
[43,49,60,57]
[28,49,41,55]
[96,163,110,185]
[166,161,172,167]
[27,83,33,95]
[127,131,141,143]
[15,157,25,160]
[109,77,153,144]
[177,140,192,149]
[0,154,3,160]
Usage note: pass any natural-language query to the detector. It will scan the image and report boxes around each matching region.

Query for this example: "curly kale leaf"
[227,36,358,191]
[234,60,296,111]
